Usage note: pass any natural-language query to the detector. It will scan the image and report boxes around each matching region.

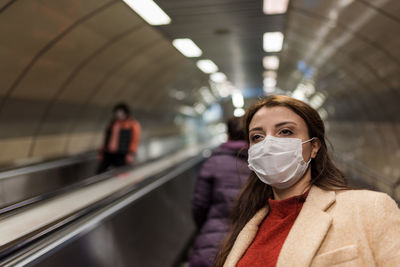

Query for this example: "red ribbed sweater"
[237,191,308,267]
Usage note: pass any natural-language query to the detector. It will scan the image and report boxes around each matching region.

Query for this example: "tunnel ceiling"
[155,0,400,184]
[156,0,400,122]
[0,0,212,165]
[157,0,285,91]
[0,0,399,182]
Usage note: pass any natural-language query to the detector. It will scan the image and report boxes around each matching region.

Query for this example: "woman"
[96,102,141,173]
[190,117,251,267]
[215,95,400,267]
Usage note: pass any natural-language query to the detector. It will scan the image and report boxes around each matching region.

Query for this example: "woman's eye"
[251,134,264,142]
[279,129,293,136]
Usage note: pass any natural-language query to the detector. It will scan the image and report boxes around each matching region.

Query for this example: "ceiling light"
[199,86,215,104]
[310,92,326,110]
[292,89,306,101]
[172,38,202,57]
[194,103,206,114]
[263,77,277,88]
[196,59,219,74]
[292,82,316,101]
[169,89,186,100]
[232,90,244,108]
[263,86,275,94]
[179,106,196,116]
[234,108,245,117]
[263,56,280,70]
[203,104,223,123]
[210,72,227,83]
[338,0,354,7]
[318,108,328,120]
[263,32,284,52]
[215,83,230,98]
[122,0,171,25]
[263,0,289,14]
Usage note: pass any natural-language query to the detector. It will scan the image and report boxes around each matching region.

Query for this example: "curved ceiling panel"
[0,0,209,166]
[276,0,400,186]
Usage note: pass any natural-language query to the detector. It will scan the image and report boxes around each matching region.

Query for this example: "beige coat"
[224,186,400,267]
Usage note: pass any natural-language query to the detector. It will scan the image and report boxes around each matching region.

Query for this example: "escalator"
[0,146,209,267]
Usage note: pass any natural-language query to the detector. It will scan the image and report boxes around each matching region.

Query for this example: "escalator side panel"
[32,165,198,267]
[0,160,98,208]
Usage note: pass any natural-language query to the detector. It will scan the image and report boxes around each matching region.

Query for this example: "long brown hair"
[214,95,348,266]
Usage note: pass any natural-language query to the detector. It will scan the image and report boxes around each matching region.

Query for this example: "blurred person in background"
[96,102,141,174]
[190,117,251,267]
[215,95,400,267]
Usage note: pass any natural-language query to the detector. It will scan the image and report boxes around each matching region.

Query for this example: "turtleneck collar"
[267,189,309,219]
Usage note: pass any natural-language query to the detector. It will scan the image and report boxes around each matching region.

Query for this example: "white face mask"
[248,136,314,189]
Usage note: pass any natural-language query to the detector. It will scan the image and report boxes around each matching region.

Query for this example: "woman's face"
[114,109,127,120]
[248,106,316,161]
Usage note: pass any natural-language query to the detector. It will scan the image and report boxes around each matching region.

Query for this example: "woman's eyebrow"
[249,127,263,132]
[275,121,297,127]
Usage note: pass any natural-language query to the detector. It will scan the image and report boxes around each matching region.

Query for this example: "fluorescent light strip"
[194,103,206,114]
[263,0,289,14]
[263,56,280,70]
[263,32,284,52]
[196,59,218,74]
[263,86,275,94]
[169,90,186,100]
[215,84,230,98]
[234,108,245,117]
[122,0,171,25]
[199,86,215,104]
[180,106,196,116]
[310,92,326,110]
[263,77,277,88]
[210,72,227,83]
[172,38,202,57]
[232,90,244,108]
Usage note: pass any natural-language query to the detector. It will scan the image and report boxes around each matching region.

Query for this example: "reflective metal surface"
[1,155,201,267]
[0,153,98,209]
[0,135,199,212]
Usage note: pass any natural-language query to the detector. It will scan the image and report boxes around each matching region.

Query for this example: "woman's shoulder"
[335,188,388,200]
[334,189,399,214]
[336,188,395,199]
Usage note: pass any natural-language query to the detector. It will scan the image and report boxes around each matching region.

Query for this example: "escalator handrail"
[0,153,96,180]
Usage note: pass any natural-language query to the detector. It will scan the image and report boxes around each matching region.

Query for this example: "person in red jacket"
[96,103,141,174]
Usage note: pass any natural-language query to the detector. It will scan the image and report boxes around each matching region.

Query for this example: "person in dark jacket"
[190,117,250,267]
[96,103,141,174]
